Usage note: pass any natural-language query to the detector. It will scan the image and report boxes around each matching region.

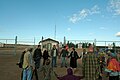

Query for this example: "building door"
[47,43,52,51]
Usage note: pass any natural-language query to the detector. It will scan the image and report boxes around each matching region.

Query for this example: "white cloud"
[115,32,120,37]
[69,5,100,23]
[79,9,89,19]
[99,27,106,30]
[90,5,100,15]
[88,32,94,36]
[67,28,71,31]
[69,14,79,23]
[108,0,120,15]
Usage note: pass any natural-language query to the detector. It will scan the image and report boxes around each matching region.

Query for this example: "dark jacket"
[51,48,58,57]
[43,50,50,59]
[68,51,79,59]
[33,48,42,61]
[68,51,79,68]
[60,49,69,57]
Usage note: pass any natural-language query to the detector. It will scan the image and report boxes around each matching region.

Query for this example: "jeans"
[52,57,57,67]
[61,57,67,67]
[22,67,32,80]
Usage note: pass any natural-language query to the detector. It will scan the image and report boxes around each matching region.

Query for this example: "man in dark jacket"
[33,45,42,80]
[33,45,42,69]
[43,49,50,65]
[60,46,69,68]
[51,45,58,67]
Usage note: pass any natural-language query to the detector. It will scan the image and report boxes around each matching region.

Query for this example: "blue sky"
[0,0,120,45]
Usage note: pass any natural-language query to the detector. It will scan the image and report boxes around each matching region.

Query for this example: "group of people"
[17,45,50,80]
[17,44,82,80]
[17,44,120,80]
[81,44,120,80]
[104,51,120,80]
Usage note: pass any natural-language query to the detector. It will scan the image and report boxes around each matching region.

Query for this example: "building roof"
[39,38,59,43]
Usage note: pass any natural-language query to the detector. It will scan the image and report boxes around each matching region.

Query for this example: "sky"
[0,0,120,45]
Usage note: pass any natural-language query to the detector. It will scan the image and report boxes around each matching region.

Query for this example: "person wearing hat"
[105,53,120,80]
[82,44,100,80]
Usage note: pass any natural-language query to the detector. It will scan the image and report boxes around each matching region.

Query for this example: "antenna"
[54,24,56,39]
[54,11,57,39]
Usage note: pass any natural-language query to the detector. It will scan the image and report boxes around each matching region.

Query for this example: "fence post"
[14,36,17,55]
[34,37,35,48]
[105,41,106,52]
[94,39,96,51]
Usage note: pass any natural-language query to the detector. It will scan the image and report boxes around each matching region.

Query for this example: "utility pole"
[54,24,56,39]
[54,11,57,40]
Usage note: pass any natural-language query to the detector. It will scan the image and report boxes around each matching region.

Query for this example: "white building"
[39,38,59,51]
[0,42,4,47]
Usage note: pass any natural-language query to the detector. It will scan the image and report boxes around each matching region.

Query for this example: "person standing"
[33,45,42,69]
[20,50,27,80]
[105,53,120,80]
[22,47,35,80]
[68,47,79,69]
[82,44,100,80]
[16,49,27,80]
[98,51,106,74]
[106,51,112,66]
[33,45,42,80]
[51,45,58,67]
[43,49,50,65]
[60,46,69,68]
[80,48,87,59]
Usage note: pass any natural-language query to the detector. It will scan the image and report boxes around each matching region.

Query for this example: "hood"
[67,68,73,75]
[110,53,116,58]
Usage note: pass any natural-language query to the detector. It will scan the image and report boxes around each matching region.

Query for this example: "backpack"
[17,51,25,68]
